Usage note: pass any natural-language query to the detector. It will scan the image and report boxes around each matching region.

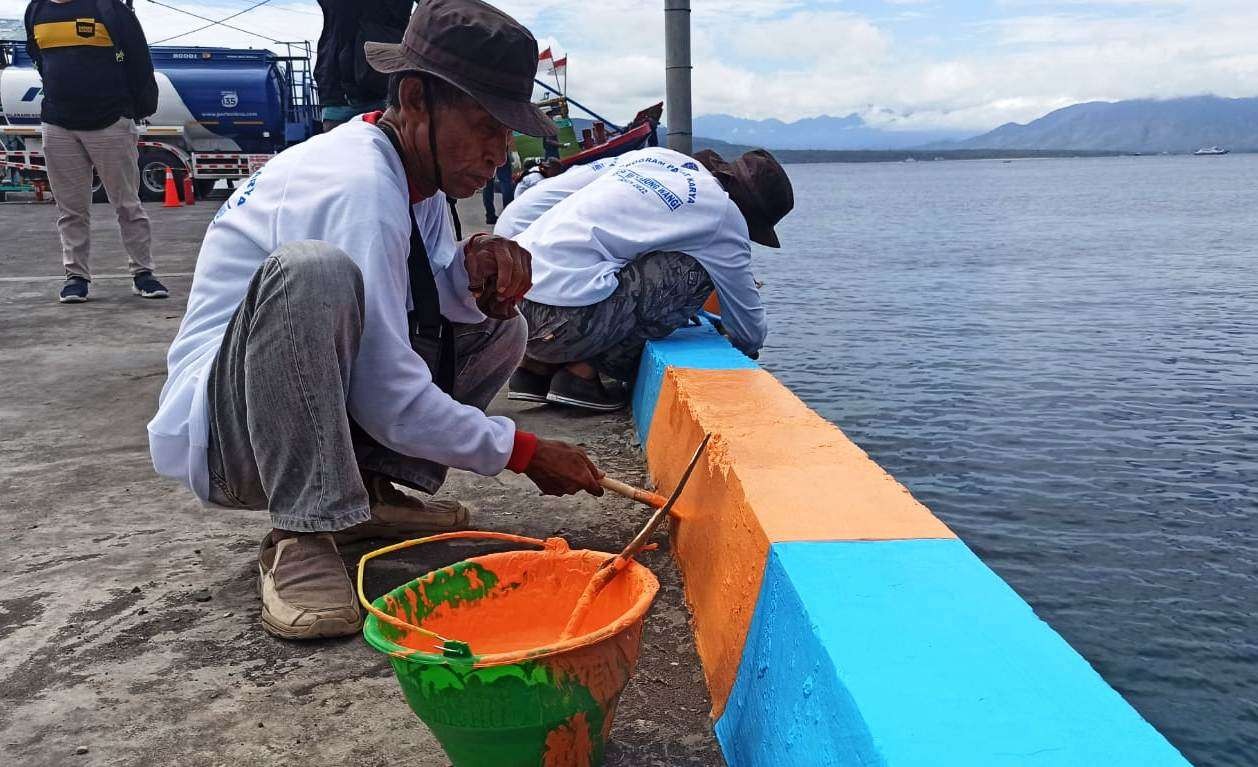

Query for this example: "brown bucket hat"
[696,148,793,248]
[364,0,556,138]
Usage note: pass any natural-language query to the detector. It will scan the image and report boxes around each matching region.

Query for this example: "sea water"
[756,155,1258,766]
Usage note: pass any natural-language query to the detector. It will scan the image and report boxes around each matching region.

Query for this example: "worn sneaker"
[333,472,472,544]
[258,532,362,639]
[507,366,553,403]
[58,276,89,303]
[132,271,169,299]
[545,369,627,412]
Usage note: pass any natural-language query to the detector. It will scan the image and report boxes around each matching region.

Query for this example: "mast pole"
[664,0,692,155]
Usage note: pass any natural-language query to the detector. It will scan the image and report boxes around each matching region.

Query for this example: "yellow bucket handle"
[355,530,564,657]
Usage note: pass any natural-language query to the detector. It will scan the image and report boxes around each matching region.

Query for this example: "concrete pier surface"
[0,193,723,766]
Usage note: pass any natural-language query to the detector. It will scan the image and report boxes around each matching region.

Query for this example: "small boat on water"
[1194,146,1229,156]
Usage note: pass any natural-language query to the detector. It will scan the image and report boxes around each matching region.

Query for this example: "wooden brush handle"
[599,476,668,508]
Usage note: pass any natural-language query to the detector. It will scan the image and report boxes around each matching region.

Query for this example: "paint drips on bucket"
[363,543,659,767]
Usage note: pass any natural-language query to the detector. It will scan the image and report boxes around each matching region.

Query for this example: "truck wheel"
[137,148,185,203]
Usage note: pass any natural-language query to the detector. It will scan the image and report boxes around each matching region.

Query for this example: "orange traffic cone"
[182,173,196,205]
[162,166,181,208]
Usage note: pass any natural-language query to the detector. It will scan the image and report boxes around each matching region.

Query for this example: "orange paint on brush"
[646,367,956,716]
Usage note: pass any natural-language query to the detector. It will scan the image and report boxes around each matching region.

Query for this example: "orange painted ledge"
[645,367,956,716]
[648,367,956,543]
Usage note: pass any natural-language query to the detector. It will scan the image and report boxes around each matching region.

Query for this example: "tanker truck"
[0,41,319,202]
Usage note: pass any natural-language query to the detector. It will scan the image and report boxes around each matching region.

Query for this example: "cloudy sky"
[4,0,1257,132]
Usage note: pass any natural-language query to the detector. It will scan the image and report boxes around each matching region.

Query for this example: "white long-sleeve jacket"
[148,118,516,502]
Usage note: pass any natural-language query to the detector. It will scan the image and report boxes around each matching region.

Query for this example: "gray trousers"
[205,241,526,532]
[521,250,715,381]
[42,117,154,279]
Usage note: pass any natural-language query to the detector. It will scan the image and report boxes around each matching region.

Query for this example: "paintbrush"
[599,477,668,508]
[560,434,711,640]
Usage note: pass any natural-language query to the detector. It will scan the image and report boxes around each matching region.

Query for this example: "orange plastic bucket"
[358,532,660,767]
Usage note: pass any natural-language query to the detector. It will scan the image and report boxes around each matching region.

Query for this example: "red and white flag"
[539,47,564,93]
[553,56,567,94]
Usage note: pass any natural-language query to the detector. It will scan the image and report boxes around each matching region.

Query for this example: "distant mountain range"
[933,96,1258,153]
[682,96,1258,154]
[692,113,969,151]
[571,118,1117,165]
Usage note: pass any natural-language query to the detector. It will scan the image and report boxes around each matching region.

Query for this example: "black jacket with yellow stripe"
[24,0,158,130]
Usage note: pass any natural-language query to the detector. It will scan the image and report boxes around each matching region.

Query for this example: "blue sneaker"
[59,276,89,303]
[132,271,169,299]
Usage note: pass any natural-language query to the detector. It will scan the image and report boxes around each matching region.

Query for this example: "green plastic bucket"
[359,532,660,767]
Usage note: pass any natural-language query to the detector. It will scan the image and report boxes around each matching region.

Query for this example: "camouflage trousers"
[520,251,715,381]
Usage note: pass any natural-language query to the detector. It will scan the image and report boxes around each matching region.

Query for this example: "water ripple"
[758,156,1258,767]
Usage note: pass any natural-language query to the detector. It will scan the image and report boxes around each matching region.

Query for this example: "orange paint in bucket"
[358,533,660,767]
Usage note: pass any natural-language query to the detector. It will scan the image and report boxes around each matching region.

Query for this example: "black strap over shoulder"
[375,120,457,394]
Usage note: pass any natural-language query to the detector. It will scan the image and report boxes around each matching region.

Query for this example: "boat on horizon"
[1194,146,1230,155]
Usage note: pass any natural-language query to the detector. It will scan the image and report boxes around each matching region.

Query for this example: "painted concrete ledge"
[631,322,1189,766]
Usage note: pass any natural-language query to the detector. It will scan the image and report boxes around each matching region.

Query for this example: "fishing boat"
[513,94,662,172]
[513,53,662,173]
[1194,146,1229,156]
[559,107,661,168]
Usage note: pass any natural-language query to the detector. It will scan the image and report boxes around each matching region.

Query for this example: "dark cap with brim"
[364,0,556,138]
[746,218,782,249]
[699,148,793,248]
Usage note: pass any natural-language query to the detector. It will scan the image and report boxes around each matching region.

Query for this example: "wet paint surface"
[632,319,1188,764]
[380,561,501,654]
[364,549,658,767]
[631,319,757,445]
[718,541,1190,766]
[641,362,956,717]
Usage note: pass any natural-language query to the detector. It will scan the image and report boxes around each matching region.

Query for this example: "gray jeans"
[520,251,714,380]
[42,117,153,279]
[205,241,526,532]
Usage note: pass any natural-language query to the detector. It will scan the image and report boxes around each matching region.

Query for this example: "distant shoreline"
[693,146,1253,165]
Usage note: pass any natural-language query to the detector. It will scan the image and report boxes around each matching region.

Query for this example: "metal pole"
[664,0,692,155]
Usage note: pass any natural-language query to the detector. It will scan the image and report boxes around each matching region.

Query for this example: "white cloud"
[0,1,324,49]
[724,11,890,67]
[4,0,1258,133]
[513,0,1258,130]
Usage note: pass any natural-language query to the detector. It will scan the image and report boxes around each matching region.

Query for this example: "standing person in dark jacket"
[315,0,412,130]
[24,0,169,303]
[313,0,358,130]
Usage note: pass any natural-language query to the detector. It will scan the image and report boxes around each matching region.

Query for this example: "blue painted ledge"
[715,540,1191,767]
[630,321,757,444]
